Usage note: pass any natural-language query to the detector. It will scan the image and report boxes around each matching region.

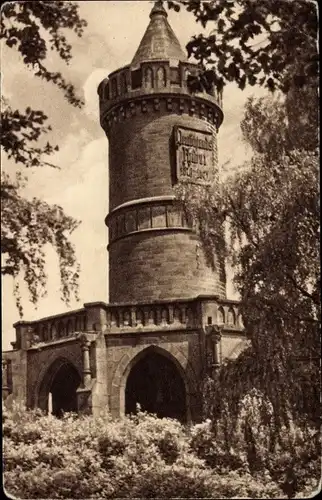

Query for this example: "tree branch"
[286,273,320,307]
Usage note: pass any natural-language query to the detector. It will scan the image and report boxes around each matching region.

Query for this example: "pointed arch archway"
[37,357,81,417]
[110,344,195,422]
[125,349,186,421]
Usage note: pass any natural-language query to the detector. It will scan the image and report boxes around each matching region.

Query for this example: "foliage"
[3,403,320,499]
[167,0,318,93]
[1,1,87,312]
[176,75,320,422]
[1,99,60,169]
[193,389,321,498]
[1,172,80,315]
[1,1,86,106]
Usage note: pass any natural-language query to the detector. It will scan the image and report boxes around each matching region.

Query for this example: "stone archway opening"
[50,363,81,417]
[38,359,81,417]
[125,350,187,422]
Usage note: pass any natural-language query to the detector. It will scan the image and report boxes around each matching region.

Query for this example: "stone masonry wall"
[108,103,218,210]
[109,230,225,303]
[26,340,83,408]
[105,331,203,422]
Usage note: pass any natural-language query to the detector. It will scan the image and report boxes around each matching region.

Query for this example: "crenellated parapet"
[98,61,223,132]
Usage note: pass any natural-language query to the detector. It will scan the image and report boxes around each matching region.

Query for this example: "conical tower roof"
[131,1,187,68]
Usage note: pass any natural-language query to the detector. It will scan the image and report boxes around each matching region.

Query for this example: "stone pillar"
[84,302,107,332]
[48,392,53,414]
[205,324,222,379]
[211,330,222,378]
[81,338,92,388]
[2,359,9,400]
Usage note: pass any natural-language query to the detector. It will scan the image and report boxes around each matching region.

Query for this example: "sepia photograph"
[1,0,320,498]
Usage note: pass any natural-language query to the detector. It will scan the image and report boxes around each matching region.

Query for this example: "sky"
[2,0,268,350]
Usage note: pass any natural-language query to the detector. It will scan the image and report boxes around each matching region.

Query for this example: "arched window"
[184,68,191,84]
[66,320,74,336]
[123,310,131,327]
[161,309,168,325]
[75,316,85,332]
[104,82,110,100]
[145,67,154,89]
[148,309,155,325]
[156,66,166,87]
[125,211,137,233]
[186,308,194,325]
[111,312,119,327]
[50,324,57,340]
[227,308,236,326]
[118,214,126,235]
[136,309,144,326]
[111,78,118,98]
[57,321,65,339]
[173,307,181,323]
[238,314,244,328]
[120,73,127,94]
[42,326,49,342]
[217,307,225,325]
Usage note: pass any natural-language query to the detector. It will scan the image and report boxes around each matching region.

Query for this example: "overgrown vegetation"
[168,0,318,94]
[173,0,320,478]
[1,1,87,314]
[3,400,320,499]
[176,89,320,430]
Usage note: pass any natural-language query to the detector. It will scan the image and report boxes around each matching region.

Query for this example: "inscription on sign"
[174,126,214,184]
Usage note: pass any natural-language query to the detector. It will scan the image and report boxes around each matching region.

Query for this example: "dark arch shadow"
[125,348,187,422]
[38,358,81,417]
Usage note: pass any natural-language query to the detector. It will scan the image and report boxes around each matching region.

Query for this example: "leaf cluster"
[3,404,320,498]
[168,0,318,93]
[1,1,87,311]
[176,81,320,431]
[1,1,87,106]
[1,100,59,168]
[1,172,80,316]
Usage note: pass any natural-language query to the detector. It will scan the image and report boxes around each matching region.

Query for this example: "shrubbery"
[3,398,320,499]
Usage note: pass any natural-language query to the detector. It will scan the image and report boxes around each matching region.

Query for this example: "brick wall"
[105,330,203,421]
[26,341,83,408]
[106,97,225,303]
[108,105,218,210]
[109,230,226,303]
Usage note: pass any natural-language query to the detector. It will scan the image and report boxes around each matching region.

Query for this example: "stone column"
[81,337,91,388]
[211,331,222,378]
[2,359,9,400]
[205,325,222,379]
[48,392,53,414]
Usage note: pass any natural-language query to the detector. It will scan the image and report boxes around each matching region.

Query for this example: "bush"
[2,402,320,499]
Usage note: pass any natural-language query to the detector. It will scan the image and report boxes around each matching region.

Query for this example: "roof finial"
[150,0,167,18]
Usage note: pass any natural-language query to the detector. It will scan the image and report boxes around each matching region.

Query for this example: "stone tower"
[3,2,245,423]
[98,0,225,304]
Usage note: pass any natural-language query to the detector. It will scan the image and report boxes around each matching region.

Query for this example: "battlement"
[98,60,223,130]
